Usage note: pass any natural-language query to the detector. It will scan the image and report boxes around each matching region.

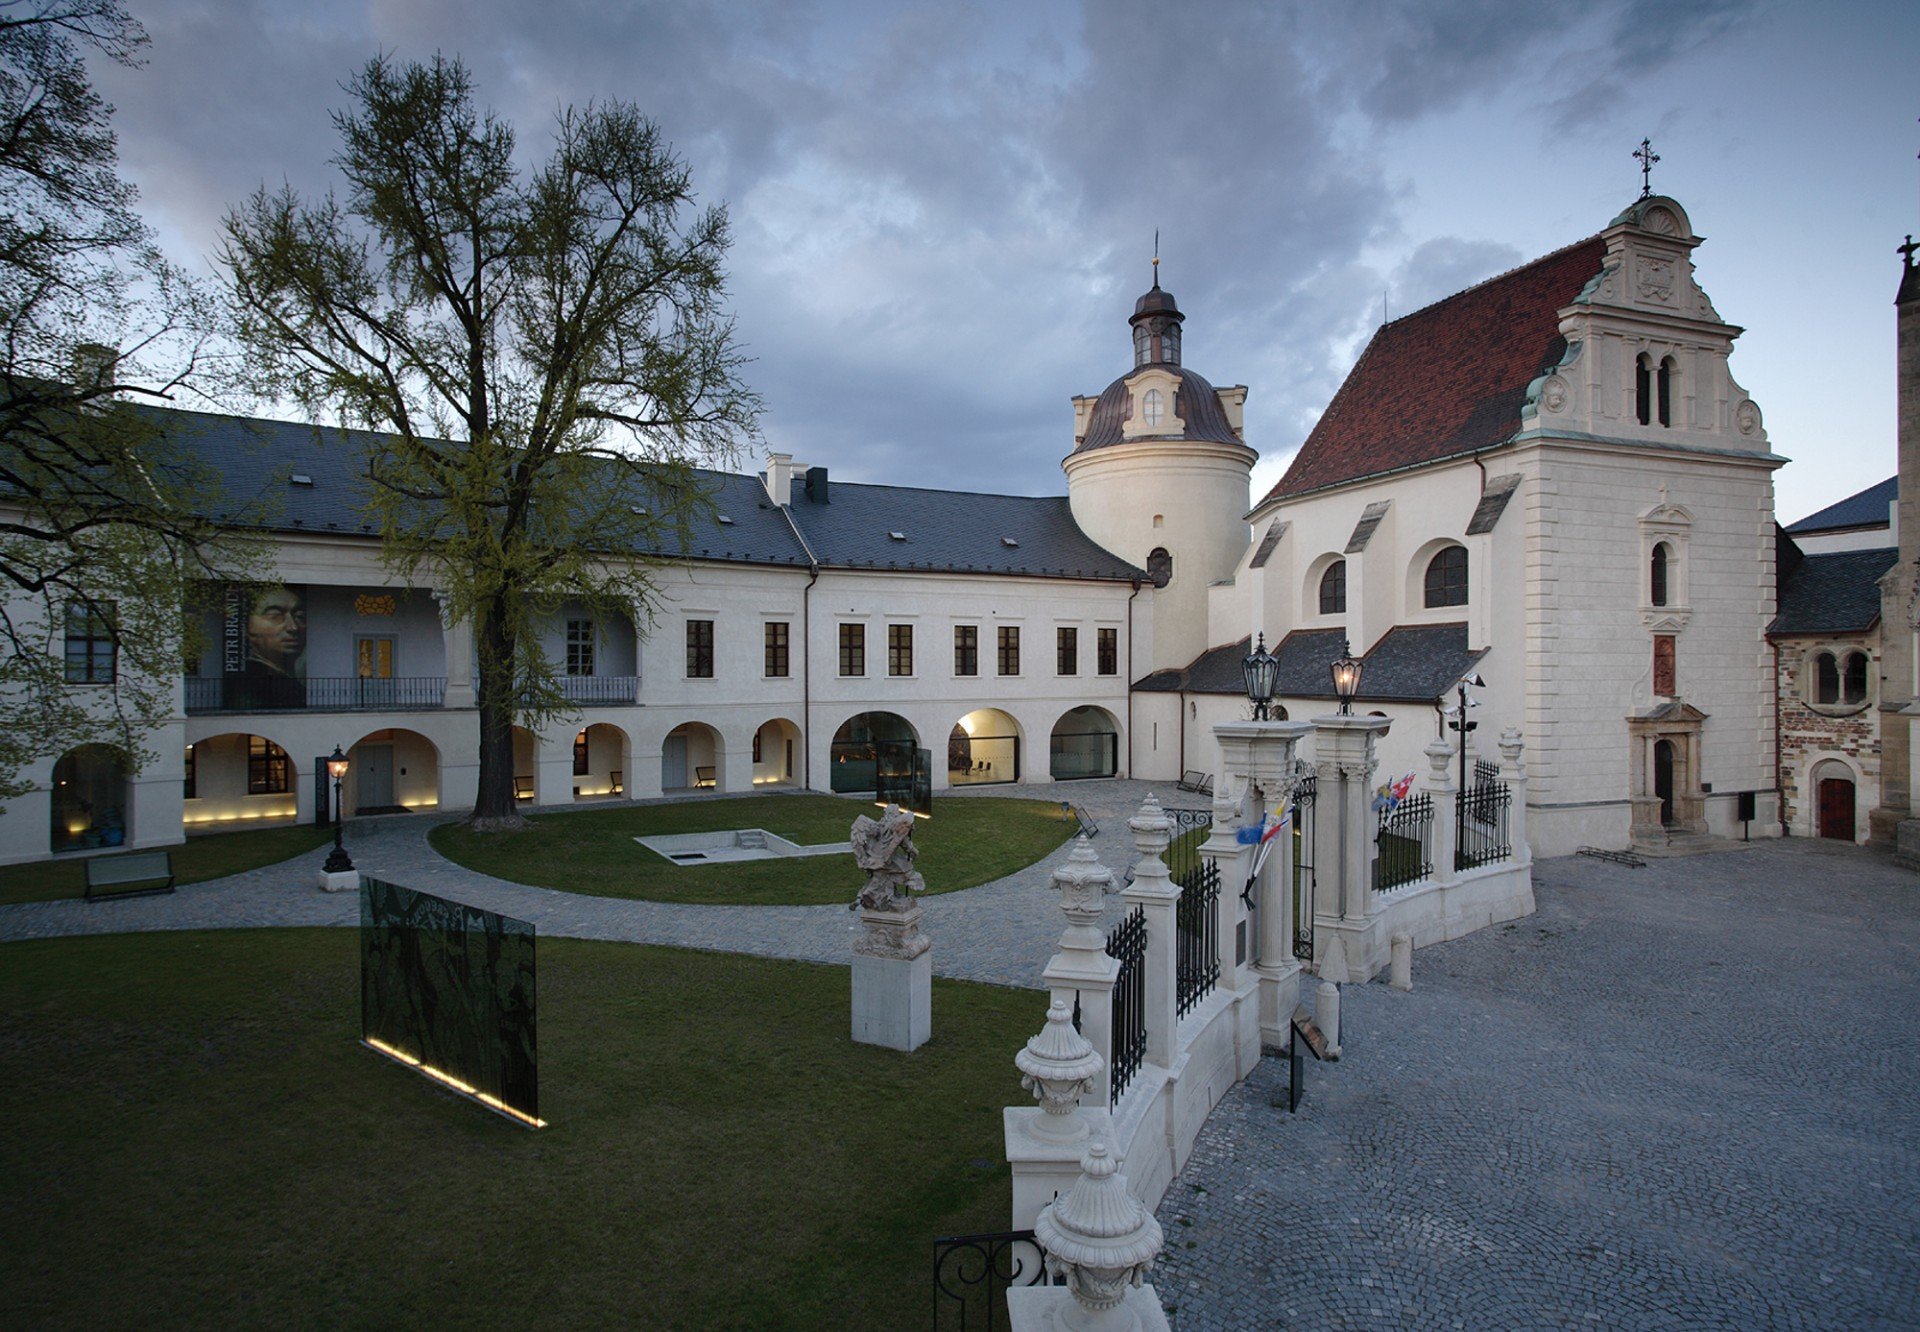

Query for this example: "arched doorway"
[829,712,918,794]
[50,744,129,853]
[348,728,442,814]
[1813,762,1857,841]
[663,722,723,792]
[949,708,1021,786]
[1051,706,1119,780]
[182,732,298,827]
[511,725,540,803]
[752,718,801,787]
[1653,739,1675,827]
[572,723,629,800]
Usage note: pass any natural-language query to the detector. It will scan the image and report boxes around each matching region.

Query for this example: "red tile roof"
[1262,236,1608,503]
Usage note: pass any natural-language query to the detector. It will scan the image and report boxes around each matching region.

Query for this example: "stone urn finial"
[1033,1139,1165,1326]
[1051,837,1114,951]
[1015,998,1104,1142]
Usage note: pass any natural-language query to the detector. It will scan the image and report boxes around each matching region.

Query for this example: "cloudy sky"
[98,0,1916,523]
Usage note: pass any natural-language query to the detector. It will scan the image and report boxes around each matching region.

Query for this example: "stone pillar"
[1311,713,1391,983]
[1010,1140,1170,1332]
[1005,993,1113,1231]
[436,591,474,710]
[1041,838,1121,1107]
[1426,737,1459,886]
[1213,720,1312,1050]
[1121,796,1178,1068]
[1499,727,1532,866]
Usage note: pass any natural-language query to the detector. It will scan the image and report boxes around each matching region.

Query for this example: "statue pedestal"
[1006,1283,1171,1331]
[317,868,359,894]
[852,905,931,1051]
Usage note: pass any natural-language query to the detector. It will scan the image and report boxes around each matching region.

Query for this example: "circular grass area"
[428,793,1078,906]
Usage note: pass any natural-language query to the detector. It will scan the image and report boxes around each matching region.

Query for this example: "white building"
[4,191,1801,867]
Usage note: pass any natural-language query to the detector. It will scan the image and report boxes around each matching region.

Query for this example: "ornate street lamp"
[1241,632,1280,720]
[323,745,354,874]
[1330,638,1363,715]
[1448,674,1485,869]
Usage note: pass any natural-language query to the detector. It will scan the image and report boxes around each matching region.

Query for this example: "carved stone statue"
[850,803,925,912]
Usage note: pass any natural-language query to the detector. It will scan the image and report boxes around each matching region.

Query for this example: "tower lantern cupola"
[1130,280,1183,368]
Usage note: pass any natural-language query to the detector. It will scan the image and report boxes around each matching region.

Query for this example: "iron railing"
[1374,791,1434,893]
[1164,806,1213,888]
[1291,772,1317,961]
[1474,757,1500,788]
[932,1229,1051,1329]
[1175,857,1220,1018]
[557,674,638,704]
[1107,905,1147,1106]
[185,675,447,714]
[1456,778,1513,870]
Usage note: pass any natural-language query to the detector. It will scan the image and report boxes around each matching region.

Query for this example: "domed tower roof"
[1071,279,1243,455]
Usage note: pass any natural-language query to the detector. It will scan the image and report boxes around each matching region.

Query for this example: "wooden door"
[358,744,394,811]
[662,732,689,790]
[1819,778,1856,841]
[1654,739,1675,826]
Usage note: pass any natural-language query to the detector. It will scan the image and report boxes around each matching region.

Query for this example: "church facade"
[0,192,1818,866]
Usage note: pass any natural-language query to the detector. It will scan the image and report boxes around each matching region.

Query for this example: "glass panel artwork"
[360,877,539,1126]
[875,742,933,817]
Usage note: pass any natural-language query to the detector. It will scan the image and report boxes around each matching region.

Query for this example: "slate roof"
[1074,365,1244,454]
[1263,237,1608,503]
[1768,547,1898,636]
[1783,476,1896,535]
[1134,623,1486,705]
[126,404,1144,582]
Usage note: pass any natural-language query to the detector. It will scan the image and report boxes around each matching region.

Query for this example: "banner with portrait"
[222,582,307,708]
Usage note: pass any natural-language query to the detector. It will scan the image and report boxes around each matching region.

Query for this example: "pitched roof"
[1133,623,1486,705]
[1783,476,1896,534]
[127,405,1143,583]
[1768,547,1898,636]
[1262,237,1607,503]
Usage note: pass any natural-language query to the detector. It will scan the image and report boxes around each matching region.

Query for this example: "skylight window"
[1001,536,1019,548]
[289,473,313,486]
[717,514,734,525]
[889,531,907,541]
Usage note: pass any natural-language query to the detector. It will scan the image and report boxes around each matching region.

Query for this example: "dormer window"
[1142,388,1164,428]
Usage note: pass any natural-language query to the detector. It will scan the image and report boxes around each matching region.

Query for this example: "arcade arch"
[1051,705,1120,780]
[949,708,1022,786]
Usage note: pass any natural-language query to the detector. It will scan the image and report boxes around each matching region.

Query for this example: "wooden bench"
[513,775,534,801]
[84,849,176,901]
[694,766,716,789]
[1176,770,1214,796]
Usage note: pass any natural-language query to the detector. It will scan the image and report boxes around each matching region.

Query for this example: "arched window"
[1142,387,1164,428]
[1635,353,1652,425]
[1318,560,1346,614]
[1845,651,1869,704]
[1146,547,1172,588]
[1423,546,1468,608]
[1812,649,1871,708]
[1657,357,1675,427]
[1651,542,1671,607]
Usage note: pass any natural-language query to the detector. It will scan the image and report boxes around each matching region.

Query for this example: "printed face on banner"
[244,585,307,679]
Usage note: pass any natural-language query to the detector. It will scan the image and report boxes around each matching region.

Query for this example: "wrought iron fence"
[1107,905,1147,1105]
[1456,778,1512,870]
[1374,791,1434,893]
[932,1229,1051,1329]
[1163,806,1213,888]
[1175,857,1220,1018]
[185,675,448,713]
[1474,757,1500,788]
[1291,773,1317,962]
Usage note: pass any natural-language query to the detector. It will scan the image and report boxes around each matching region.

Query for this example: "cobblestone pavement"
[0,779,1198,990]
[1152,836,1920,1331]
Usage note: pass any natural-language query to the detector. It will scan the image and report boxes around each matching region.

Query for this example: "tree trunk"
[470,601,524,830]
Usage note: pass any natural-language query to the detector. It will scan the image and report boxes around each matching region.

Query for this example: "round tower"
[1065,279,1256,672]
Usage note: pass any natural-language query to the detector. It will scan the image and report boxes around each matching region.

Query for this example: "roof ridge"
[1381,232,1606,330]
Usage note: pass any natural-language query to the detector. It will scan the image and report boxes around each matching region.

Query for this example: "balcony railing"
[557,675,639,705]
[186,675,448,714]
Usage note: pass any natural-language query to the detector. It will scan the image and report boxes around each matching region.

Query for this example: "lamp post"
[323,745,354,874]
[1330,639,1363,716]
[1447,675,1484,869]
[1241,632,1280,720]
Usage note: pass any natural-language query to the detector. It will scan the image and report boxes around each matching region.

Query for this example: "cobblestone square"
[1153,838,1920,1329]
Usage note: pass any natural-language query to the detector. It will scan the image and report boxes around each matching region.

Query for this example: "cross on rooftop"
[1901,235,1918,267]
[1634,138,1660,199]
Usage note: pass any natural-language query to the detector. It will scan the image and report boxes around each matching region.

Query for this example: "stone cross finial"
[1901,235,1919,268]
[1634,137,1660,199]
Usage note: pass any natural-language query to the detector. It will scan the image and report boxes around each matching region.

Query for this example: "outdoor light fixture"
[324,744,354,875]
[1331,638,1363,715]
[1242,632,1280,720]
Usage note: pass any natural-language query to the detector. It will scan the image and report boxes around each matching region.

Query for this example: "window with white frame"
[565,619,595,675]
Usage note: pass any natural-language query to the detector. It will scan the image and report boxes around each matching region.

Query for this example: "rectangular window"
[997,625,1020,677]
[573,730,589,777]
[183,744,196,799]
[839,623,865,677]
[1097,627,1118,676]
[686,619,714,679]
[954,625,978,676]
[888,624,913,677]
[1653,634,1676,697]
[63,600,115,683]
[247,734,289,795]
[764,621,790,678]
[565,620,595,676]
[1057,627,1078,676]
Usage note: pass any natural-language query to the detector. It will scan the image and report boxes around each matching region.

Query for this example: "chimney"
[71,342,118,398]
[805,466,830,504]
[764,451,799,506]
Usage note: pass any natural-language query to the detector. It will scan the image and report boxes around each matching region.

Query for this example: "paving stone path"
[0,779,1195,990]
[1152,836,1920,1330]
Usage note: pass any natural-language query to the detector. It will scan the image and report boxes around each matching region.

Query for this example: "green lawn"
[429,793,1078,906]
[0,929,1030,1329]
[0,822,331,906]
